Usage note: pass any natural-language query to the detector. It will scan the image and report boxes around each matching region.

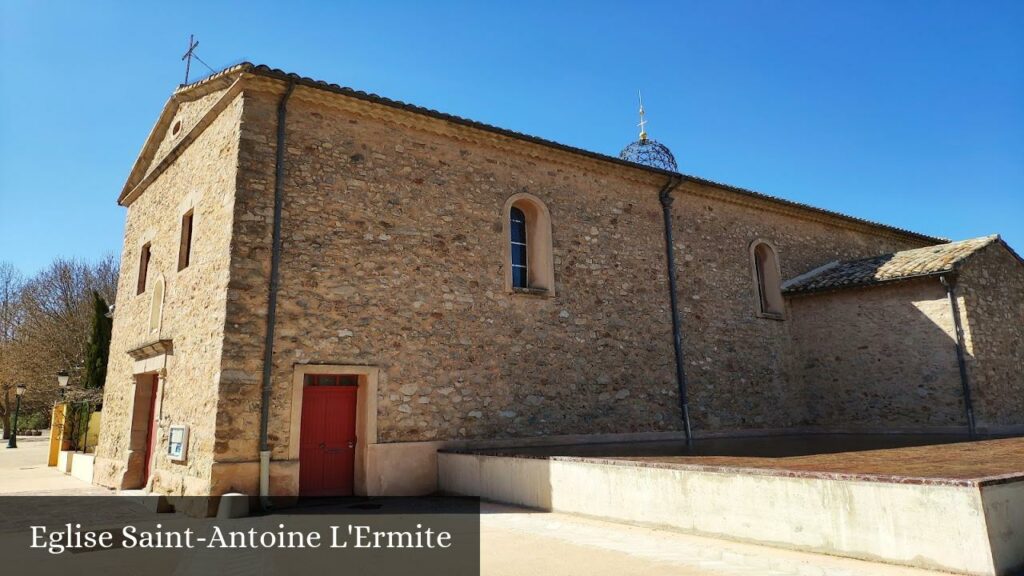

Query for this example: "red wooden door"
[300,385,357,496]
[141,374,159,485]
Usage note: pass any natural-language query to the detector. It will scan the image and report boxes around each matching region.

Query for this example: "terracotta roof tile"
[783,235,1001,294]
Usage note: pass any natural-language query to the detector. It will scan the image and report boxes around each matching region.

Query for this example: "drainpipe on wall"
[259,80,296,509]
[658,176,693,447]
[940,274,977,438]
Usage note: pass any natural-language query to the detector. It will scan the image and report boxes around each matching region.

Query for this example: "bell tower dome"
[618,93,678,172]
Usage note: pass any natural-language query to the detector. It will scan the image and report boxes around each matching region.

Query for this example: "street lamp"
[6,384,26,449]
[57,371,70,400]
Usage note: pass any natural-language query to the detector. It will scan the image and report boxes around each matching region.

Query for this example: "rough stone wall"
[94,93,242,494]
[670,183,932,429]
[218,85,680,462]
[211,86,280,465]
[785,278,966,428]
[957,243,1024,428]
[215,78,941,462]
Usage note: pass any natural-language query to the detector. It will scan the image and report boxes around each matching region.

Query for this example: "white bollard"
[216,492,251,518]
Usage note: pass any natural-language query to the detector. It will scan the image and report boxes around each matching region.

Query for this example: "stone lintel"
[127,339,174,361]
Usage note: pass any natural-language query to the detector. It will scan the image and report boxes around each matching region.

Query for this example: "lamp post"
[6,384,25,449]
[57,371,69,401]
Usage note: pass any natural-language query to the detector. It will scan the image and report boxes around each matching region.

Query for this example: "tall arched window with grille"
[502,193,555,297]
[509,206,529,288]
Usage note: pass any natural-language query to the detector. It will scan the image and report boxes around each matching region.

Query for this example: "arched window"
[149,275,165,334]
[750,240,785,319]
[503,193,555,297]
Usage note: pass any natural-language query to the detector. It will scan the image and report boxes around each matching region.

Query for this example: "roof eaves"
[173,62,254,95]
[946,234,1024,273]
[168,63,946,244]
[781,260,840,292]
[995,237,1024,268]
[784,270,949,297]
[947,234,1002,271]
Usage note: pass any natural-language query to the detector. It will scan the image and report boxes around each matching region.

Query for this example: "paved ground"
[0,434,954,575]
[480,505,955,576]
[0,433,110,495]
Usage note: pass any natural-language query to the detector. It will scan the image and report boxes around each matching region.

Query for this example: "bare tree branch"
[0,256,119,434]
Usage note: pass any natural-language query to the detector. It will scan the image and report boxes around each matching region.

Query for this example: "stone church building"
[94,63,1024,503]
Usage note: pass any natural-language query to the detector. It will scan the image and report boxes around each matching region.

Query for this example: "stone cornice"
[127,339,174,361]
[241,75,667,188]
[243,74,942,246]
[677,181,937,246]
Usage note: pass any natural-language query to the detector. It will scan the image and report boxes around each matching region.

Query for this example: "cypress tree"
[84,291,112,389]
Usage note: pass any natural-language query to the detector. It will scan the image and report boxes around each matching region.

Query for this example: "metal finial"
[620,90,677,171]
[637,91,648,141]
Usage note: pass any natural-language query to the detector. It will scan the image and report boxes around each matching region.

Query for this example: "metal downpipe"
[659,176,693,446]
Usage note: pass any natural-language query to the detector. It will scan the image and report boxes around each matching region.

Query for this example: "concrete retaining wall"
[439,452,1023,575]
[982,480,1024,574]
[69,453,95,484]
[56,450,74,474]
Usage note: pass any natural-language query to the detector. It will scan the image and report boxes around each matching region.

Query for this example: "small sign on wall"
[168,425,189,462]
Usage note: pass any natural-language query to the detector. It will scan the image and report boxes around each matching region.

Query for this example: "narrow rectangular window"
[137,243,151,295]
[304,374,359,387]
[178,210,194,271]
[510,206,528,288]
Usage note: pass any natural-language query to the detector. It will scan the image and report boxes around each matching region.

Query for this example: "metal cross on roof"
[182,34,200,85]
[637,91,648,141]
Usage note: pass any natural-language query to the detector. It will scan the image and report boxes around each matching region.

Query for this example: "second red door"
[299,384,357,496]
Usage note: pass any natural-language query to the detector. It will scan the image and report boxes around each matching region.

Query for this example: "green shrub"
[15,411,50,433]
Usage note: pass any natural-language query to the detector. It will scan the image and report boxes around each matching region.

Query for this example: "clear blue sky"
[2,1,1022,274]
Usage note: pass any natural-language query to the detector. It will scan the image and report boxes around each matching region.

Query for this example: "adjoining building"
[93,63,1024,504]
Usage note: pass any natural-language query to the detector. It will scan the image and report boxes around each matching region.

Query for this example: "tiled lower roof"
[782,235,1001,294]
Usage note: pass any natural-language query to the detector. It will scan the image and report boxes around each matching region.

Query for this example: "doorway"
[125,373,161,489]
[142,374,159,485]
[299,374,358,496]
